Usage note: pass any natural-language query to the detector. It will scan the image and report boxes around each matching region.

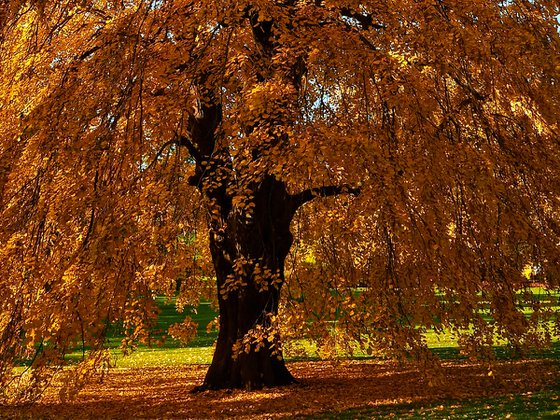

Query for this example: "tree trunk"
[199,175,298,390]
[201,272,296,390]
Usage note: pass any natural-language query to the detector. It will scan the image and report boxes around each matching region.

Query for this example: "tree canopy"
[1,0,560,398]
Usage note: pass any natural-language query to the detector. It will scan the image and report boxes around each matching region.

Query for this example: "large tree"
[1,0,560,398]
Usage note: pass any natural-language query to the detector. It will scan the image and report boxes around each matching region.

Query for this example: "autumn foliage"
[1,0,560,399]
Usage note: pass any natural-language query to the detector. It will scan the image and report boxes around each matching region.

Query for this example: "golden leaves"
[232,313,283,361]
[2,360,558,418]
[168,316,198,346]
[1,0,560,399]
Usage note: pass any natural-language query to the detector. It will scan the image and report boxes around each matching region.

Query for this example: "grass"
[308,386,560,419]
[59,288,560,368]
[115,298,217,366]
[62,298,217,366]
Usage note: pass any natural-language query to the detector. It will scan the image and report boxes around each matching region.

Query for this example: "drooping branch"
[142,140,178,172]
[291,184,361,210]
[143,133,205,177]
[248,10,274,55]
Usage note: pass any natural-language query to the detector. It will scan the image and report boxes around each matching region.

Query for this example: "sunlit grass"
[109,347,214,367]
[57,289,560,368]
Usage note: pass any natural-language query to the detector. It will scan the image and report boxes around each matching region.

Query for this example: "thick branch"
[177,135,203,162]
[187,102,222,157]
[182,100,223,188]
[292,184,361,209]
[249,12,274,54]
[77,44,103,61]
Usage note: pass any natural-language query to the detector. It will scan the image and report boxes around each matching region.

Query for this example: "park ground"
[1,294,559,419]
[1,359,559,418]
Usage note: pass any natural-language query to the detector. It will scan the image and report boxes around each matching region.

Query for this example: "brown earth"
[1,359,558,419]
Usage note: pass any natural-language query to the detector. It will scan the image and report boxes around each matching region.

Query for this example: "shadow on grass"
[429,341,560,361]
[308,384,560,419]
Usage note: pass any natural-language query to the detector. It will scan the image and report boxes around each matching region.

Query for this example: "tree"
[1,0,559,398]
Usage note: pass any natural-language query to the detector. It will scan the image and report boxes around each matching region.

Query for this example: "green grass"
[64,297,218,366]
[59,289,559,367]
[104,298,218,367]
[305,385,560,419]
[109,346,214,367]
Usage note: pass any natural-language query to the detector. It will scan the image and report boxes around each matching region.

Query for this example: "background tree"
[1,0,559,398]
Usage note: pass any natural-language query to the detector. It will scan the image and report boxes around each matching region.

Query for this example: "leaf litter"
[1,359,557,419]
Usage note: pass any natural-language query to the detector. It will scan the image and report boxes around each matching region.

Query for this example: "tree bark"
[198,175,298,390]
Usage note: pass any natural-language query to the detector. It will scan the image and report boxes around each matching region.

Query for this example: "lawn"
[65,288,559,368]
[309,385,560,419]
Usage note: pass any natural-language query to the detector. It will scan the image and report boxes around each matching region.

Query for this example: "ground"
[2,358,558,419]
